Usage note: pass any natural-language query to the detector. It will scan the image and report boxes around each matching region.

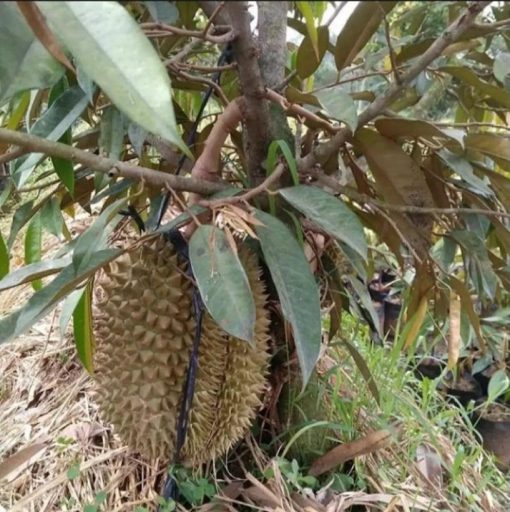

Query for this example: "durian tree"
[1,0,510,487]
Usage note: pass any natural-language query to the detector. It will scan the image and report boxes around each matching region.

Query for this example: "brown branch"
[265,89,339,134]
[226,1,271,187]
[308,168,510,219]
[298,1,491,171]
[0,147,27,165]
[0,128,227,196]
[199,1,230,26]
[176,62,237,74]
[187,98,245,205]
[167,65,229,106]
[202,1,226,35]
[141,22,234,43]
[199,162,285,208]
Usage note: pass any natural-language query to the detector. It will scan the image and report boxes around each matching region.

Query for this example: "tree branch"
[0,128,226,196]
[298,1,491,171]
[199,1,230,27]
[226,1,272,187]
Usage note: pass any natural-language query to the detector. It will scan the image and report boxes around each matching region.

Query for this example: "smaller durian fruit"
[93,237,270,465]
[182,249,270,466]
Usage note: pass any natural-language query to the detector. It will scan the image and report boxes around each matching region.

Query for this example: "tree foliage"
[0,1,510,385]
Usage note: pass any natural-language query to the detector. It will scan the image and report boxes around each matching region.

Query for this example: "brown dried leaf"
[415,444,443,489]
[16,2,74,72]
[309,426,400,477]
[0,441,48,482]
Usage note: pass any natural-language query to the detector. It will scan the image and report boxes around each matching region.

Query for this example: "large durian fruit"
[92,234,270,466]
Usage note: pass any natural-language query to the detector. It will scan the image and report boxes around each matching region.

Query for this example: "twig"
[199,163,285,208]
[202,0,225,35]
[0,128,227,196]
[434,121,510,131]
[167,66,229,106]
[168,38,202,64]
[0,147,26,165]
[298,1,491,171]
[141,22,234,44]
[310,70,392,94]
[324,1,348,27]
[199,0,231,26]
[308,168,510,219]
[380,8,401,84]
[265,89,339,134]
[275,70,298,92]
[177,62,237,74]
[17,178,61,192]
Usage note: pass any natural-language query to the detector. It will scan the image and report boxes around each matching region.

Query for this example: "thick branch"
[226,1,271,187]
[298,1,491,171]
[0,128,226,196]
[199,1,230,27]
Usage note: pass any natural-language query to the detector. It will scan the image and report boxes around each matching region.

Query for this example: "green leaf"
[315,86,358,132]
[279,185,367,260]
[24,213,43,291]
[493,52,510,85]
[189,225,255,342]
[72,197,128,273]
[41,197,64,239]
[0,248,121,345]
[13,86,88,187]
[441,66,510,109]
[437,149,493,197]
[128,122,148,157]
[296,25,329,79]
[0,3,64,105]
[99,106,126,160]
[334,2,397,70]
[37,1,188,154]
[60,286,86,337]
[296,2,320,61]
[8,200,34,250]
[0,256,71,292]
[0,231,9,280]
[375,118,464,150]
[265,140,298,186]
[145,1,179,23]
[254,209,321,386]
[73,281,94,372]
[487,368,510,403]
[76,64,95,103]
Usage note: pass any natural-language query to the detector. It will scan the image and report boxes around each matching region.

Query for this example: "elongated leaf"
[0,3,63,105]
[296,25,329,79]
[0,232,9,279]
[59,286,85,338]
[375,118,464,149]
[13,86,88,186]
[0,256,71,292]
[437,149,493,197]
[254,209,321,386]
[189,225,255,342]
[441,66,510,109]
[296,2,320,60]
[40,197,64,239]
[466,133,510,163]
[24,213,43,290]
[494,52,510,85]
[279,185,367,260]
[37,1,187,153]
[265,140,299,186]
[334,1,397,70]
[315,86,358,132]
[0,248,121,344]
[73,281,94,372]
[7,200,34,250]
[99,106,125,160]
[145,1,179,23]
[72,197,128,272]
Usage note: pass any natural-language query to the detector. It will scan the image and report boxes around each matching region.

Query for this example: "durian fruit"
[92,235,270,465]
